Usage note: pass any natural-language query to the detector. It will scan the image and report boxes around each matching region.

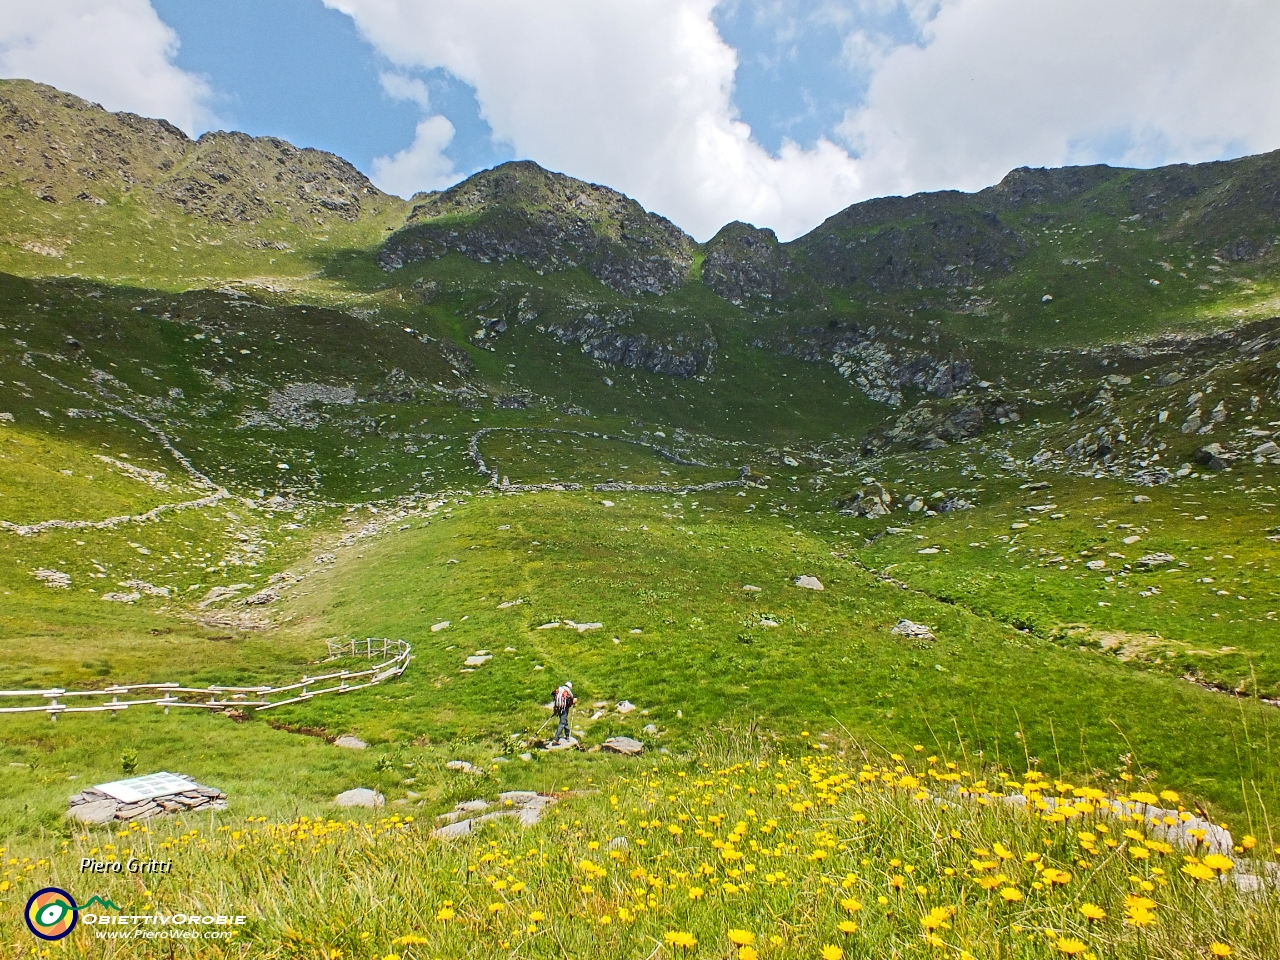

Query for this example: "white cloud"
[372,114,459,197]
[0,0,212,135]
[378,71,432,110]
[328,0,1280,242]
[323,0,865,240]
[839,0,1280,199]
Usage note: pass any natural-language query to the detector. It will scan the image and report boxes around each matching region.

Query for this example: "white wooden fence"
[0,639,412,720]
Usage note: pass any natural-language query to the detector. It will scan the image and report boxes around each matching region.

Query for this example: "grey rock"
[615,701,636,714]
[601,736,645,756]
[67,799,118,824]
[891,619,935,641]
[456,799,491,813]
[835,483,892,518]
[794,575,824,591]
[542,737,579,752]
[446,760,480,774]
[333,735,367,750]
[1194,443,1234,471]
[333,788,384,808]
[498,791,540,805]
[434,818,474,839]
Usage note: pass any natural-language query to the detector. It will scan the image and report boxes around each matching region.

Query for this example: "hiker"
[552,680,577,742]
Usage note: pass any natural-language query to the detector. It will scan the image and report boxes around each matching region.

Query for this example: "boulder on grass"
[334,788,384,808]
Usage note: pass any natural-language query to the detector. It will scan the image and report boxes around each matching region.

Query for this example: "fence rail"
[0,639,412,720]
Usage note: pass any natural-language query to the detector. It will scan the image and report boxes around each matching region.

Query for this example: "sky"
[2,0,1279,241]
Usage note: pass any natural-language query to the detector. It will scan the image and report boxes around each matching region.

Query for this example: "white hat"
[564,680,573,688]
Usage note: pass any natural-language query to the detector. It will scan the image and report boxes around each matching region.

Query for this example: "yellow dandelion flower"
[392,935,429,946]
[740,949,759,960]
[820,945,844,960]
[1210,943,1232,957]
[728,930,755,946]
[528,911,545,922]
[841,898,863,913]
[1056,937,1087,955]
[664,931,697,950]
[1079,903,1106,921]
[688,886,705,900]
[1000,887,1024,902]
[1182,863,1216,882]
[1202,854,1234,873]
[921,906,955,931]
[1125,906,1157,928]
[434,908,455,922]
[838,921,858,934]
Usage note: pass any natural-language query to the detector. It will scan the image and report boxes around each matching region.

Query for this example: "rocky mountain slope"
[0,79,397,229]
[379,161,697,296]
[717,153,1280,316]
[1,80,1279,448]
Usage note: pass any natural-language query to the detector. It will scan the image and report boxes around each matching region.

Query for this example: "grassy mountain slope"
[2,81,1280,958]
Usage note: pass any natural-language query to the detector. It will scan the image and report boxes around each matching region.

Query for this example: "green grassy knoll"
[193,489,1280,813]
[0,424,190,525]
[856,468,1280,689]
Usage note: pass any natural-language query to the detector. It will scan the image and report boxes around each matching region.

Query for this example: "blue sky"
[4,1,1278,239]
[151,0,512,176]
[149,0,912,179]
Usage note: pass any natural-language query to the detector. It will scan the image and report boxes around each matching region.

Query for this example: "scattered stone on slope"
[835,483,892,518]
[891,620,935,641]
[432,792,557,839]
[446,760,481,774]
[1194,443,1235,471]
[333,736,367,750]
[33,568,71,588]
[601,737,645,756]
[541,737,579,752]
[793,575,824,591]
[333,788,384,809]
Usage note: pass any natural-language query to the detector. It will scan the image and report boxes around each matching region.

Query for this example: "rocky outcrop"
[867,397,1018,451]
[761,324,971,407]
[834,483,893,518]
[543,308,715,378]
[378,161,696,296]
[701,221,813,311]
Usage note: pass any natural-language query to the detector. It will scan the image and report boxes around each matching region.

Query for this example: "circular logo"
[25,887,78,941]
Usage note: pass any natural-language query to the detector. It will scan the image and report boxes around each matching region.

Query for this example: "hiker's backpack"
[554,686,572,713]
